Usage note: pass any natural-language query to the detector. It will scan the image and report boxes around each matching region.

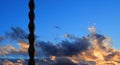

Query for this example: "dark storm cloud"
[0,36,4,42]
[37,35,90,56]
[37,57,78,65]
[63,33,80,40]
[5,27,39,42]
[5,27,28,42]
[54,57,78,65]
[3,27,90,57]
[88,33,105,42]
[37,33,109,57]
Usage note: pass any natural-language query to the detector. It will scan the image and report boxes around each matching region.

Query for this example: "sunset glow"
[0,0,120,65]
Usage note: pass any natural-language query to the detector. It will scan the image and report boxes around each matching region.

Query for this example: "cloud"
[37,34,90,56]
[0,36,4,42]
[0,26,119,65]
[5,27,28,42]
[0,42,29,56]
[63,33,80,40]
[18,41,29,53]
[0,27,33,56]
[0,44,18,56]
[0,27,30,56]
[88,26,96,33]
[2,59,25,65]
[54,57,78,65]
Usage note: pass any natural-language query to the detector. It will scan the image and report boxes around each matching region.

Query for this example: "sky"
[0,0,120,50]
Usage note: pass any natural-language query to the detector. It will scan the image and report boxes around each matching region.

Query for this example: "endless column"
[28,0,35,65]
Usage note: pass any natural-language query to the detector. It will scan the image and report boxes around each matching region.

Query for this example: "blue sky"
[0,0,120,49]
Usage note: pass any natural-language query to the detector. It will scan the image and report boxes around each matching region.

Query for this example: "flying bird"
[54,26,61,30]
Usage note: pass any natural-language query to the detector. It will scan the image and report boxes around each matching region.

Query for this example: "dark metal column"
[28,0,35,65]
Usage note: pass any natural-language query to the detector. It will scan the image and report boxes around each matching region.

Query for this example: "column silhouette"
[28,0,35,65]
